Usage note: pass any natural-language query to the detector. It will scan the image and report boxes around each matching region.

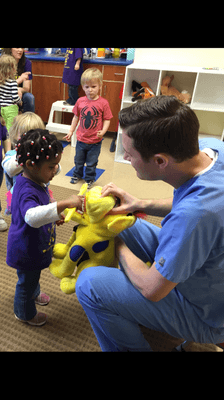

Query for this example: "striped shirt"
[0,79,21,107]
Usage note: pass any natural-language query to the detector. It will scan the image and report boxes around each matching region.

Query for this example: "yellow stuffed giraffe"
[49,183,137,294]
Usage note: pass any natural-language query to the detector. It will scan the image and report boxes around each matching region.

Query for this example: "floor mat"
[60,140,69,149]
[66,166,105,182]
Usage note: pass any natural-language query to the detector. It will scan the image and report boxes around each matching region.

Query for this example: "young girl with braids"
[7,129,83,326]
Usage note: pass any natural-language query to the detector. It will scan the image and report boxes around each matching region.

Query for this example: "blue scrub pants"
[76,220,224,351]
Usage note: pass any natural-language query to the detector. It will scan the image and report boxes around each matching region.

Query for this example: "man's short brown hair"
[119,96,200,163]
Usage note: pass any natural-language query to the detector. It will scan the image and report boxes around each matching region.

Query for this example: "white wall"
[134,48,224,68]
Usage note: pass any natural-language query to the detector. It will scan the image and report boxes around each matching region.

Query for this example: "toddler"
[0,116,11,230]
[6,129,83,326]
[2,112,46,214]
[62,48,83,106]
[64,68,113,189]
[0,54,27,131]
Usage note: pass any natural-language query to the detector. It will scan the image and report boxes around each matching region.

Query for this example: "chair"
[46,101,78,147]
[173,340,224,352]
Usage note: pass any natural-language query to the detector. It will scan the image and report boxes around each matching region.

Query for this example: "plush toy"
[160,75,191,104]
[132,80,155,102]
[49,183,137,294]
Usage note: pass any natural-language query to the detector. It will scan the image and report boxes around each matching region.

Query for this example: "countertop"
[25,51,133,67]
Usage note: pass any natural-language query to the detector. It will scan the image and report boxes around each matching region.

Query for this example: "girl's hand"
[57,195,84,215]
[56,213,65,226]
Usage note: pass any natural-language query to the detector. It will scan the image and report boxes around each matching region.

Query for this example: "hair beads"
[15,129,63,168]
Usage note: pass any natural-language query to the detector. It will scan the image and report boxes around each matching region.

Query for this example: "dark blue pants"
[14,270,41,321]
[66,85,79,105]
[73,140,102,182]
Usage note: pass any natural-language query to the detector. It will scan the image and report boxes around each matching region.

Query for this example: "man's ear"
[153,154,169,170]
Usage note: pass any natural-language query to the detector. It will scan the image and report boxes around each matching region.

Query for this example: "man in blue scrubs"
[76,95,224,351]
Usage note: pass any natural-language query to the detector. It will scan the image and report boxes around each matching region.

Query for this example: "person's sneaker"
[70,177,81,184]
[86,181,94,190]
[0,212,8,231]
[35,292,50,306]
[15,312,48,326]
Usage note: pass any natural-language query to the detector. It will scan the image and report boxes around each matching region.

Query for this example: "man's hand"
[101,182,140,215]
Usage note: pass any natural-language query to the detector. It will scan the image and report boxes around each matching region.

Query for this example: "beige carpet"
[0,182,222,351]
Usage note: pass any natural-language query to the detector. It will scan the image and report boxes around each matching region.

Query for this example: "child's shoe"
[70,177,80,184]
[86,181,94,190]
[35,292,50,306]
[0,212,8,231]
[15,312,48,326]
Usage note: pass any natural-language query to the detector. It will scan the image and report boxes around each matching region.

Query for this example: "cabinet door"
[32,76,64,122]
[102,81,123,132]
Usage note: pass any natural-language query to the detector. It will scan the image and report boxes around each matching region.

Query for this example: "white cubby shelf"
[115,63,224,164]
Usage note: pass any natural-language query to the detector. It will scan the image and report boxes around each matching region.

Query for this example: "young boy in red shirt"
[64,68,113,189]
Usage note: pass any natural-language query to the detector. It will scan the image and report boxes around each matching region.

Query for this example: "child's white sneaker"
[0,212,8,231]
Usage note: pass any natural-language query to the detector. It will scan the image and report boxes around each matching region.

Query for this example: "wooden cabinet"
[101,65,125,132]
[102,81,124,132]
[31,60,125,132]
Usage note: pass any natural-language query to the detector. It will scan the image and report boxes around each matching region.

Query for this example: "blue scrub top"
[155,138,224,329]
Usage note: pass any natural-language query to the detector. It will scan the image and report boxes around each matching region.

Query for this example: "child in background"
[0,116,11,231]
[7,129,83,326]
[0,55,27,131]
[64,68,113,189]
[62,48,83,106]
[2,112,46,214]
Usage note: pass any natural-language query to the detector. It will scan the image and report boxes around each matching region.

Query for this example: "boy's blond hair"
[0,54,17,85]
[81,68,103,86]
[8,112,45,146]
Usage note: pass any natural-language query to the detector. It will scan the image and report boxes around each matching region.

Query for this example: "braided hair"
[16,129,63,167]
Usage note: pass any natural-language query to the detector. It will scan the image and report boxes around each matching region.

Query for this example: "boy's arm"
[63,115,79,141]
[97,120,111,139]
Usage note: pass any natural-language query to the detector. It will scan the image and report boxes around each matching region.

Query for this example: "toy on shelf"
[49,183,137,294]
[132,80,155,102]
[160,75,191,104]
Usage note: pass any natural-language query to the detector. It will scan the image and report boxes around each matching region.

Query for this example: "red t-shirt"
[72,96,113,144]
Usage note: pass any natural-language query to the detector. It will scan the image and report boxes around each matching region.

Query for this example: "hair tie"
[31,141,34,145]
[46,155,50,160]
[27,152,30,157]
[55,153,58,158]
[36,155,39,160]
[43,136,46,140]
[49,145,52,149]
[31,161,35,165]
[40,148,44,152]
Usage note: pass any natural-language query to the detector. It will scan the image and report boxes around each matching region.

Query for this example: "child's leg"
[73,141,86,179]
[85,142,102,182]
[66,85,79,105]
[14,270,41,321]
[1,105,19,132]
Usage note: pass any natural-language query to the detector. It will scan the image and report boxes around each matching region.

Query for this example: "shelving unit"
[115,63,224,164]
